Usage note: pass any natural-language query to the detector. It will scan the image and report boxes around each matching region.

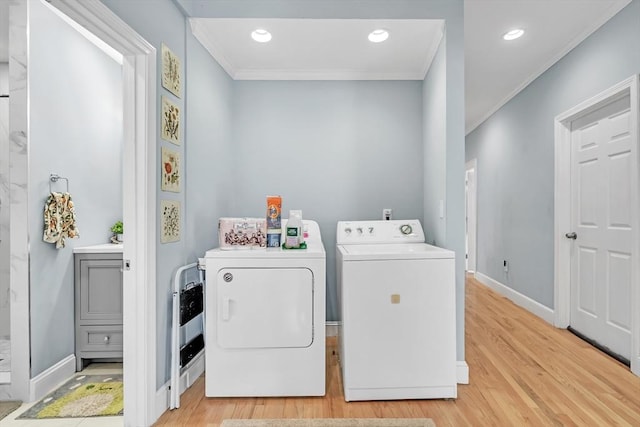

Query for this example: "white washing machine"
[204,219,326,397]
[336,219,457,401]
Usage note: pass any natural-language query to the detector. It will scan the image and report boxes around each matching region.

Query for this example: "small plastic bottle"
[285,210,303,248]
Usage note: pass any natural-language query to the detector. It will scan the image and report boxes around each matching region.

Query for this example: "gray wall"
[184,30,235,261]
[466,0,640,308]
[177,0,466,363]
[101,0,187,388]
[231,80,424,321]
[0,63,8,338]
[99,0,465,389]
[28,0,123,376]
[181,23,237,358]
[423,37,446,247]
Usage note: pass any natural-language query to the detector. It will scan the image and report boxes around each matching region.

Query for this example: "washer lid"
[338,243,454,260]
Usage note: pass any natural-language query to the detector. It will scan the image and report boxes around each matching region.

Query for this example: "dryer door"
[217,267,314,349]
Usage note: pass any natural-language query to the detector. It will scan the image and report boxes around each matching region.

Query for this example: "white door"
[569,94,633,359]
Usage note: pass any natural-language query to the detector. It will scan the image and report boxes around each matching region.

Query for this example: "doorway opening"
[6,0,158,425]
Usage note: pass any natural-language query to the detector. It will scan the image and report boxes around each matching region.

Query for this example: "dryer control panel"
[336,219,425,245]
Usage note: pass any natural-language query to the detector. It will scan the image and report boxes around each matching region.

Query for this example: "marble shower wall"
[0,63,9,339]
[2,0,30,400]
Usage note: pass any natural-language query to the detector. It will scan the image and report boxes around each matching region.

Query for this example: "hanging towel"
[43,191,80,249]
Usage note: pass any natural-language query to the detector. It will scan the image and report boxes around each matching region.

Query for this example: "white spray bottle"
[284,210,303,248]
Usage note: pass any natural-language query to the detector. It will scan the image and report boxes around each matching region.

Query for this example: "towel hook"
[49,174,69,193]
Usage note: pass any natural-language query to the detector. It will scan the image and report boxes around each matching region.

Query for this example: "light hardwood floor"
[155,276,640,426]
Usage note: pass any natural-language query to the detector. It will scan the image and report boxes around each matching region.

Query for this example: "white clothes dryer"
[336,219,457,401]
[204,220,326,397]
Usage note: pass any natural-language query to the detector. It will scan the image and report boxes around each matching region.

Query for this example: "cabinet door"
[78,258,123,324]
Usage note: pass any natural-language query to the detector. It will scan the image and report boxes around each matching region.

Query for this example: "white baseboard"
[0,383,12,400]
[475,272,555,325]
[29,354,76,402]
[457,361,469,384]
[155,351,205,419]
[155,380,169,421]
[326,321,339,337]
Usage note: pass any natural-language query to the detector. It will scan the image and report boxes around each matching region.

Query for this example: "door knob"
[565,232,577,240]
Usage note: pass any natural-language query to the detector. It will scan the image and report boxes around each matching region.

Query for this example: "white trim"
[0,372,10,384]
[326,321,339,337]
[632,75,640,378]
[465,159,478,273]
[554,75,639,377]
[0,383,11,398]
[419,24,444,81]
[29,355,76,402]
[190,19,236,80]
[553,113,572,329]
[475,272,555,325]
[48,1,158,424]
[456,361,469,384]
[155,352,205,417]
[155,380,170,421]
[465,0,632,135]
[234,69,425,81]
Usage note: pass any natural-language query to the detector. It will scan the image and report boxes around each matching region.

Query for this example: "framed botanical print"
[161,43,181,98]
[161,147,180,192]
[161,96,180,145]
[160,200,180,243]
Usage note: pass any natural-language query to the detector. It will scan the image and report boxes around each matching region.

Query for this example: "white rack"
[170,262,205,409]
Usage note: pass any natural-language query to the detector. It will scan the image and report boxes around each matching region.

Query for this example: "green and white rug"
[221,419,436,427]
[18,374,123,419]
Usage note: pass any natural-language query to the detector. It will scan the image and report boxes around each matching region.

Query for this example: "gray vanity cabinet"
[74,251,123,371]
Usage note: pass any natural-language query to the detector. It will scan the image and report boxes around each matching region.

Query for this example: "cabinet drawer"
[77,325,123,353]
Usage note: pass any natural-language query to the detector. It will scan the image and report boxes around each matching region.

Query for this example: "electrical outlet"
[503,260,508,273]
[383,208,392,220]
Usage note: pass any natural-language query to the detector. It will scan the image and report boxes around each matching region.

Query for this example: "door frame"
[50,1,158,423]
[9,0,158,424]
[465,159,477,273]
[553,75,639,376]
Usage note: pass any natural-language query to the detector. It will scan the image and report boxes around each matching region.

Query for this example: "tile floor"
[0,363,123,427]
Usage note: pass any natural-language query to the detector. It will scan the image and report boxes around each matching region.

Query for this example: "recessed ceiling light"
[368,29,389,43]
[251,28,272,43]
[503,29,524,41]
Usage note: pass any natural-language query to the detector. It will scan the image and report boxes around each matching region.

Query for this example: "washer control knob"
[345,227,352,234]
[357,227,363,235]
[368,227,374,234]
[400,224,413,235]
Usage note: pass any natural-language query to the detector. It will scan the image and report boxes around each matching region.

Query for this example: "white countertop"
[73,243,123,254]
